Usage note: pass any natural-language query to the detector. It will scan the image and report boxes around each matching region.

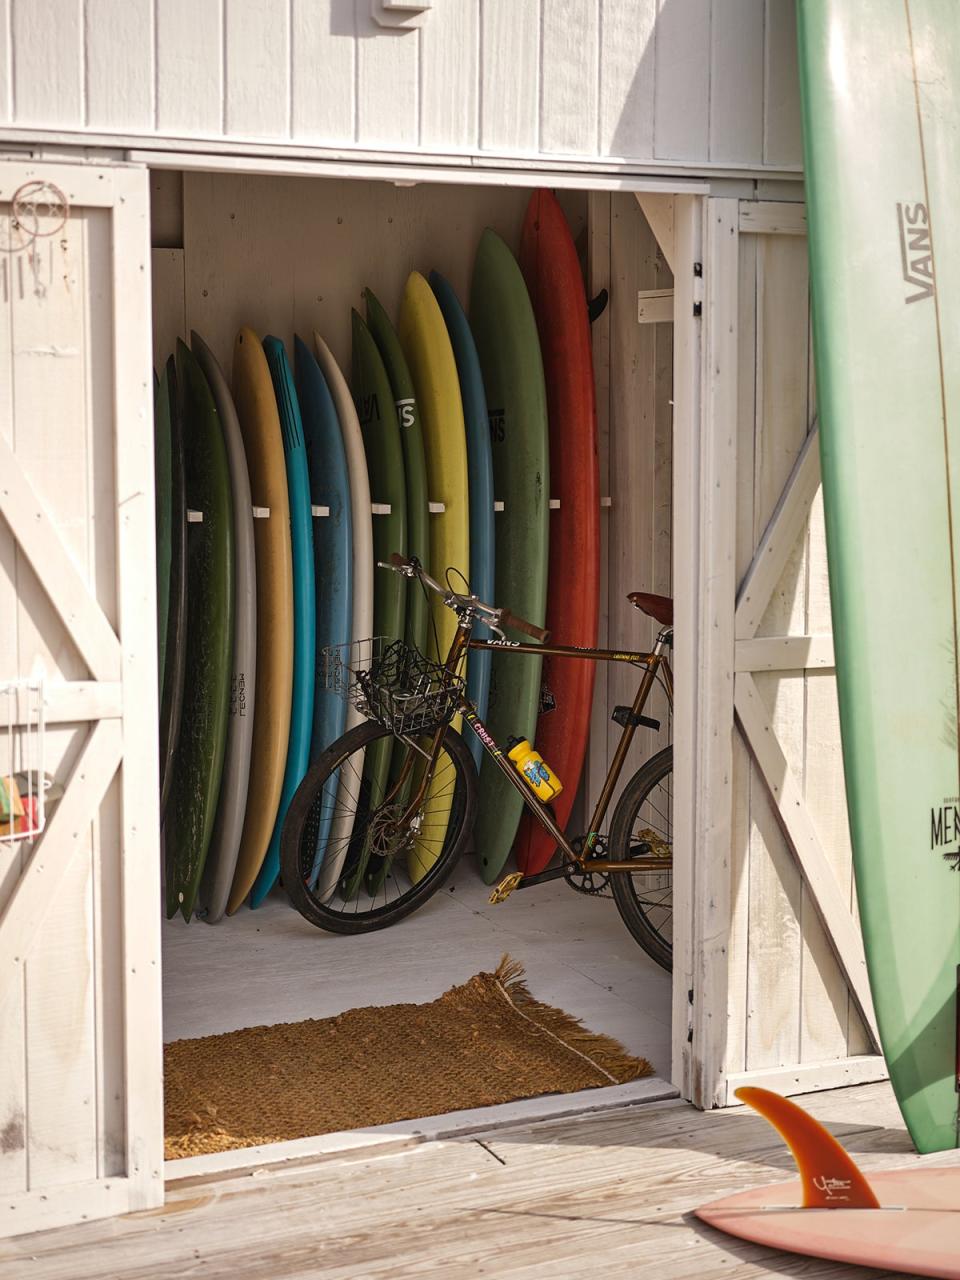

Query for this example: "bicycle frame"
[402,615,673,886]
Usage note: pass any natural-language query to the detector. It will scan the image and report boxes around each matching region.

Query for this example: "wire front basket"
[320,638,465,736]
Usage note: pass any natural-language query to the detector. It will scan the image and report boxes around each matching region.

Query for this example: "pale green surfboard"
[798,0,960,1153]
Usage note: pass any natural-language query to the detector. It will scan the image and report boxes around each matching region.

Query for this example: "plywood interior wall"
[728,228,870,1073]
[0,203,126,1196]
[0,1,803,174]
[151,171,673,829]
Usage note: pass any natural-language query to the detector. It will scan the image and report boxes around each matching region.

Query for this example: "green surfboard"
[165,341,234,922]
[364,288,430,660]
[798,0,960,1152]
[470,228,550,882]
[345,310,408,898]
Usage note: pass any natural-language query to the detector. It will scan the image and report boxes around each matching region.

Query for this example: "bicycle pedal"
[489,872,523,904]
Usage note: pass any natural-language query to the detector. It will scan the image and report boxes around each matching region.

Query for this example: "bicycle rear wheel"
[280,719,476,933]
[608,747,673,970]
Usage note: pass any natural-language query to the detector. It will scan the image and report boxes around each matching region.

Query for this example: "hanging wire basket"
[319,638,464,736]
[0,679,46,844]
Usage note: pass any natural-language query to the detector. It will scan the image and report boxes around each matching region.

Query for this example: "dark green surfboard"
[364,288,429,659]
[165,341,234,922]
[155,366,172,703]
[470,228,550,883]
[344,310,408,898]
[798,0,960,1152]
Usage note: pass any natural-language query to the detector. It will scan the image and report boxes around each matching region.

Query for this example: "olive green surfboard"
[798,0,960,1152]
[155,366,172,706]
[157,356,187,823]
[165,341,234,921]
[364,288,430,660]
[469,229,550,883]
[344,310,408,898]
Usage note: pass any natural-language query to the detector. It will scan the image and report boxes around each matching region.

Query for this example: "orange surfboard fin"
[735,1087,881,1210]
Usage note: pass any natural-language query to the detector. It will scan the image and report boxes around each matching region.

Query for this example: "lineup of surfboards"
[154,189,601,923]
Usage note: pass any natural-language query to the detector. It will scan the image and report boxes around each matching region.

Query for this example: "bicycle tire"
[608,746,673,970]
[280,719,477,933]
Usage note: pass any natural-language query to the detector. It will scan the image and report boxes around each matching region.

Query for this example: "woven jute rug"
[164,955,653,1159]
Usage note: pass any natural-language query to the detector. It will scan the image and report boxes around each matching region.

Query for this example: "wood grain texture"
[355,4,418,148]
[653,0,710,161]
[1,1081,943,1278]
[540,0,598,155]
[290,0,355,144]
[0,0,10,123]
[224,0,290,138]
[11,0,83,126]
[709,0,764,163]
[156,0,223,136]
[419,0,477,151]
[85,0,153,131]
[763,0,803,166]
[599,0,656,159]
[479,0,540,152]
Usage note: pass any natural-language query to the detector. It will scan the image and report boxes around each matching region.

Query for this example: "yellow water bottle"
[507,737,564,802]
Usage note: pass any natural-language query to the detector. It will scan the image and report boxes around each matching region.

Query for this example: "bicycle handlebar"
[380,554,549,643]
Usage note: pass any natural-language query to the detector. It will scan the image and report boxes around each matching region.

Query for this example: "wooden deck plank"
[0,1082,953,1278]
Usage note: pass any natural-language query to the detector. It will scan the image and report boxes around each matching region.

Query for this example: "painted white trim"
[669,194,704,1101]
[0,437,122,682]
[734,671,880,1048]
[688,199,740,1110]
[0,1178,135,1237]
[734,635,835,672]
[636,288,675,324]
[165,1077,678,1187]
[739,200,808,235]
[2,681,123,725]
[724,1056,888,1103]
[110,164,165,1213]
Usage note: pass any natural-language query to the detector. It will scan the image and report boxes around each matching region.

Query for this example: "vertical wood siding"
[3,1,802,171]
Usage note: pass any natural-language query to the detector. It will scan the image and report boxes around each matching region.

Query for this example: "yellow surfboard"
[227,328,294,913]
[398,272,470,882]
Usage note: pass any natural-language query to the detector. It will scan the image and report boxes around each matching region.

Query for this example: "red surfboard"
[514,189,600,875]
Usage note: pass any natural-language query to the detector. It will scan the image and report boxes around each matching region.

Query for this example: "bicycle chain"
[563,835,612,897]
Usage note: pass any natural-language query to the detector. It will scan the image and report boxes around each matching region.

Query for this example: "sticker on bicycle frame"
[930,796,960,869]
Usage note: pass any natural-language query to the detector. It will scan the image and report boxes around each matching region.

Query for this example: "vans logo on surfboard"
[897,202,936,304]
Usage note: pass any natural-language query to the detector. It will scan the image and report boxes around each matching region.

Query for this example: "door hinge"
[687,987,694,1042]
[693,261,704,317]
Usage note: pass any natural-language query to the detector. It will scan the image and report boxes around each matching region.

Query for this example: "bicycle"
[280,555,674,969]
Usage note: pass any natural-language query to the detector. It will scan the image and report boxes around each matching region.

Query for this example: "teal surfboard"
[798,0,960,1152]
[165,342,234,921]
[364,288,430,660]
[251,337,316,908]
[295,335,352,888]
[430,270,495,773]
[470,229,550,882]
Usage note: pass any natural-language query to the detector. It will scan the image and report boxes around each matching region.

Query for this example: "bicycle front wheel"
[280,719,477,933]
[608,746,673,970]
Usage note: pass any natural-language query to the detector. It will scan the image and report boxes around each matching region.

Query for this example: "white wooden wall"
[0,1,801,173]
[0,158,162,1238]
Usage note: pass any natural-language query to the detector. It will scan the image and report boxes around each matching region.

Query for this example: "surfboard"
[514,189,600,875]
[343,310,408,898]
[157,356,186,823]
[430,270,495,774]
[227,328,294,914]
[697,1088,960,1277]
[469,229,550,883]
[398,270,470,885]
[294,336,352,889]
[364,287,430,661]
[155,365,172,709]
[165,341,234,921]
[313,332,374,902]
[251,337,316,909]
[797,0,960,1152]
[192,332,257,925]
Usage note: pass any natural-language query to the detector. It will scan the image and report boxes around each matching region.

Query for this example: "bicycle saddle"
[628,592,673,626]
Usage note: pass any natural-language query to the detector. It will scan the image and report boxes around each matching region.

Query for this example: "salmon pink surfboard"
[696,1089,960,1278]
[514,189,600,874]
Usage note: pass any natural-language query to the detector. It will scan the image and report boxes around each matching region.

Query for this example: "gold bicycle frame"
[392,613,673,886]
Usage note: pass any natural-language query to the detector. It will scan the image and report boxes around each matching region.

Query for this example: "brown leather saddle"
[628,592,673,627]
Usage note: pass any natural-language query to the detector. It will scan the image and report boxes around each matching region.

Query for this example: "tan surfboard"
[227,327,294,913]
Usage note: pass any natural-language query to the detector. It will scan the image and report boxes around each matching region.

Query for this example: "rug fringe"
[491,954,652,1085]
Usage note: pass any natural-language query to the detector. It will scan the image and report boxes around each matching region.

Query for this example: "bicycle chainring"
[564,835,612,897]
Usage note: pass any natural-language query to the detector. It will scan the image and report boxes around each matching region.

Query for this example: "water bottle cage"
[612,705,660,732]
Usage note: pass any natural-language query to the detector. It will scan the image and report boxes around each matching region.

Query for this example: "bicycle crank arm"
[488,862,574,904]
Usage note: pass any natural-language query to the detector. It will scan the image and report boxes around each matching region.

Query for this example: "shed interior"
[150,167,677,1153]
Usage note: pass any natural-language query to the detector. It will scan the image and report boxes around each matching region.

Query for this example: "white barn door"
[0,159,162,1236]
[675,198,886,1107]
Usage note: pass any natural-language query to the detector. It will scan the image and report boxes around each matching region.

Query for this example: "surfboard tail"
[735,1087,881,1210]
